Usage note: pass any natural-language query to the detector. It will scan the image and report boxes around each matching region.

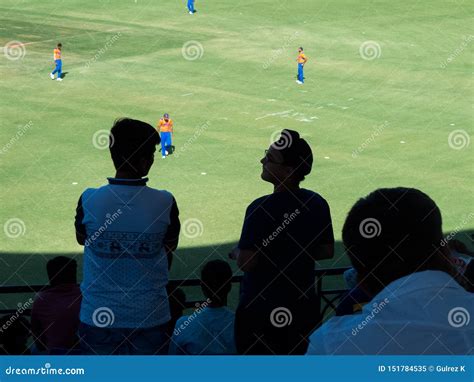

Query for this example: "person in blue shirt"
[169,260,236,355]
[75,118,181,355]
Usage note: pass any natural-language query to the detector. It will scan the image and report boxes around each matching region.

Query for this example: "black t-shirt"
[238,189,334,309]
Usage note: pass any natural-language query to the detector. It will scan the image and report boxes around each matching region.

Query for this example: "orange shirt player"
[158,113,174,158]
[296,47,307,85]
[50,43,63,81]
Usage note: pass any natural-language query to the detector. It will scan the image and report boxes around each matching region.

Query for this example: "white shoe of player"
[296,80,303,85]
[189,11,193,14]
[57,78,63,81]
[162,156,166,159]
[165,150,169,155]
[50,73,55,80]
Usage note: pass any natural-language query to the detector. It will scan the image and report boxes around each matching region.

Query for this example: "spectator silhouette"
[169,260,236,355]
[230,129,334,355]
[0,316,30,355]
[31,256,81,354]
[75,118,180,355]
[307,187,474,355]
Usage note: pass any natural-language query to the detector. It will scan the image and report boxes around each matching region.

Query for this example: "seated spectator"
[75,118,180,355]
[307,187,474,355]
[230,130,334,355]
[169,260,236,355]
[31,256,81,354]
[0,315,30,355]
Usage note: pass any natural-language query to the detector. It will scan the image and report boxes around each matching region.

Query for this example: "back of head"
[272,129,313,182]
[47,256,77,286]
[342,187,450,293]
[200,260,233,306]
[109,118,160,173]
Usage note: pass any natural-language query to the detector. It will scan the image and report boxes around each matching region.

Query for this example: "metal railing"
[0,266,350,319]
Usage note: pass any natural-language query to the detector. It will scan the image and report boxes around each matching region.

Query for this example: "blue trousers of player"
[52,59,62,78]
[187,0,195,12]
[297,63,304,83]
[161,132,172,156]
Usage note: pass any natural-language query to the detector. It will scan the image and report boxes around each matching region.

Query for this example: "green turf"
[0,0,473,296]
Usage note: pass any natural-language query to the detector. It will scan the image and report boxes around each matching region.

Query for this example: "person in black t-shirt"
[229,129,334,355]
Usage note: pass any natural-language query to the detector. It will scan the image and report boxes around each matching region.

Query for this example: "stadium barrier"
[0,266,350,320]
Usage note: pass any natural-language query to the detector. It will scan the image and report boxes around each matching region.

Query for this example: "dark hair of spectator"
[200,260,232,306]
[272,129,313,182]
[109,118,160,172]
[342,187,458,294]
[47,256,77,286]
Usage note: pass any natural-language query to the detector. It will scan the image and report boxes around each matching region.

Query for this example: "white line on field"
[255,110,293,120]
